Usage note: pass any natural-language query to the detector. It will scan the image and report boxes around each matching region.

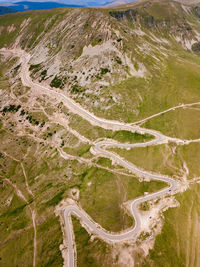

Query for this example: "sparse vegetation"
[100,68,110,75]
[140,201,150,211]
[50,76,64,89]
[71,84,84,93]
[40,69,47,81]
[29,64,41,71]
[1,104,21,114]
[115,56,122,64]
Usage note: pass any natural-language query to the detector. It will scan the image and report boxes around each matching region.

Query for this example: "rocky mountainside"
[1,0,200,118]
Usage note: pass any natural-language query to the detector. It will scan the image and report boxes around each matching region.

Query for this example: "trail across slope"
[131,102,200,125]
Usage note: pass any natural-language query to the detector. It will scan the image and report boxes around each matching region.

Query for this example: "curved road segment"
[1,48,193,267]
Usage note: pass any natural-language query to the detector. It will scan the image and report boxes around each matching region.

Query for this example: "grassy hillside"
[0,55,167,266]
[149,184,200,267]
[1,0,200,266]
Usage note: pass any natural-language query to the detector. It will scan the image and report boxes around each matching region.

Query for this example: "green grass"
[0,56,17,91]
[36,216,63,267]
[177,143,200,178]
[110,143,183,178]
[69,114,153,143]
[69,114,114,140]
[0,119,90,266]
[143,108,200,140]
[149,184,200,267]
[112,130,153,143]
[140,201,150,211]
[29,63,41,71]
[63,143,92,158]
[79,166,166,232]
[96,157,113,168]
[45,189,65,206]
[72,216,114,267]
[50,75,65,89]
[0,192,31,241]
[0,182,33,266]
[0,9,69,49]
[1,2,200,266]
[0,228,34,267]
[106,57,200,123]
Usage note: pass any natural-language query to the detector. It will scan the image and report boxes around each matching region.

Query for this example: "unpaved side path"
[2,152,37,267]
[3,178,37,267]
[131,102,200,125]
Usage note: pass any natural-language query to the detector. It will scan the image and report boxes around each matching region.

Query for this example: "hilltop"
[1,0,200,121]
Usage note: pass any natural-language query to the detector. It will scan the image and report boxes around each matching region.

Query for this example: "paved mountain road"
[1,48,197,267]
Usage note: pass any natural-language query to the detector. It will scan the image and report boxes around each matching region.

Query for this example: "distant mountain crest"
[0,1,85,14]
[0,0,136,14]
[0,5,16,14]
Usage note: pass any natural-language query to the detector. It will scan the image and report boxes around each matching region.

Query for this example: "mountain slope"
[1,1,200,266]
[1,0,200,121]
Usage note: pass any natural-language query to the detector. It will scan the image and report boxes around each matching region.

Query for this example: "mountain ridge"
[1,0,200,121]
[0,1,85,14]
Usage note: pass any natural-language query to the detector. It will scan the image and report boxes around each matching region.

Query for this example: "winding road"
[1,48,199,267]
